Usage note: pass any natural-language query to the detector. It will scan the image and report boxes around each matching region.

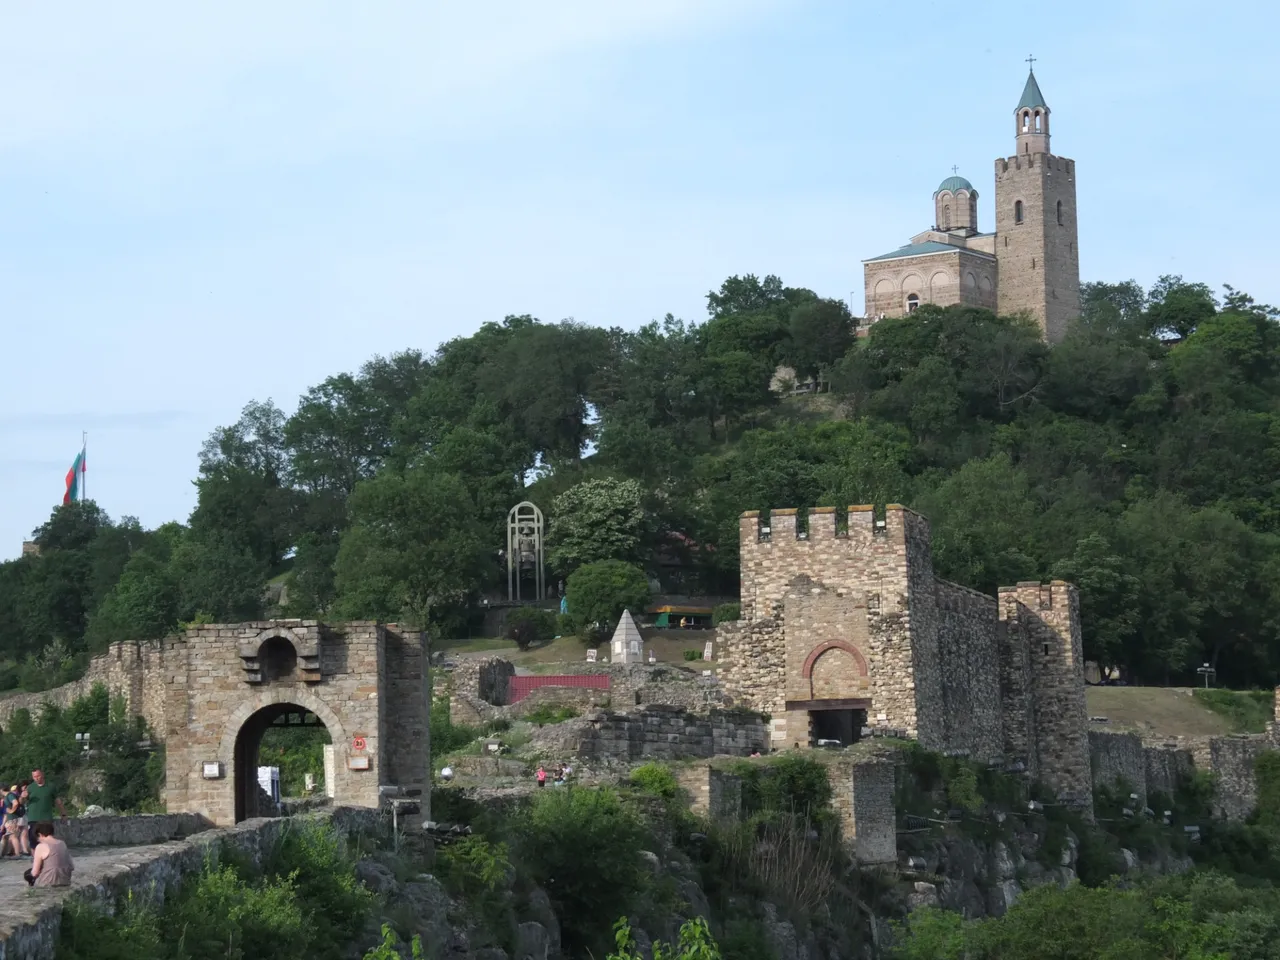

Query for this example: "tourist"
[536,766,547,788]
[553,764,565,786]
[24,770,65,854]
[24,821,73,887]
[3,782,30,858]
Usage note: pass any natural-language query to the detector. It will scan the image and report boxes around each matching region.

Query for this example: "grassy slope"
[1086,686,1238,738]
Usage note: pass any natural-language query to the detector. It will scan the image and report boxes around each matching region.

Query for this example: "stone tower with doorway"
[994,68,1081,342]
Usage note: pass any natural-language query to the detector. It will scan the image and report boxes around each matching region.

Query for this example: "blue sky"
[1,1,1275,558]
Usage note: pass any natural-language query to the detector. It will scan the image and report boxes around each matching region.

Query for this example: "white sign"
[201,761,223,779]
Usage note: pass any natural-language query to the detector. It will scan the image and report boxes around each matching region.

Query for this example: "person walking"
[536,766,547,788]
[25,821,74,887]
[24,770,65,854]
[3,782,30,858]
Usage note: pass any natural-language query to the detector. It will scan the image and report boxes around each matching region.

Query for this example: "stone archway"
[161,620,429,825]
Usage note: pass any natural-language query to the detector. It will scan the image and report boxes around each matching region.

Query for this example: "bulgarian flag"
[63,445,86,504]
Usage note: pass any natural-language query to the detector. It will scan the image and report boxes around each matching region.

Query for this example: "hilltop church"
[862,67,1080,342]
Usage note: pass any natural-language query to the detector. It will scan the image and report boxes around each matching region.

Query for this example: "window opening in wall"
[906,293,919,313]
[1004,236,1009,248]
[1022,111,1030,132]
[1032,258,1036,269]
[1043,644,1049,656]
[1014,200,1024,223]
[1034,111,1042,132]
[1069,242,1073,253]
[1057,200,1063,225]
[943,204,951,229]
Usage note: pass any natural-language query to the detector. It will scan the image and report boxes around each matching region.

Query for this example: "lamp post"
[1196,663,1217,689]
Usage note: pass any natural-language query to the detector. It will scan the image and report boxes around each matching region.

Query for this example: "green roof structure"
[863,241,958,263]
[936,175,975,194]
[1017,70,1048,111]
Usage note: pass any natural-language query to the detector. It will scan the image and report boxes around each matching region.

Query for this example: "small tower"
[934,174,979,236]
[995,63,1080,342]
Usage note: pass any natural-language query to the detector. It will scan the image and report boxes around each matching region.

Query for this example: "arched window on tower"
[1022,111,1031,132]
[1014,200,1024,224]
[1056,200,1063,225]
[906,294,920,314]
[943,204,951,229]
[1034,111,1042,132]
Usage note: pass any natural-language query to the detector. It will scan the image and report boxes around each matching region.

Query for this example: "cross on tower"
[951,165,959,175]
[1026,54,1036,70]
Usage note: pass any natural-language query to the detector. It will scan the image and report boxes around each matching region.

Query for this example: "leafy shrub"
[431,696,478,755]
[1255,751,1280,829]
[1193,688,1274,733]
[683,649,703,661]
[263,820,375,952]
[438,834,512,898]
[363,924,425,960]
[733,753,833,822]
[504,607,557,651]
[630,763,680,800]
[564,560,651,635]
[523,704,580,726]
[608,916,723,960]
[514,787,651,957]
[713,603,741,625]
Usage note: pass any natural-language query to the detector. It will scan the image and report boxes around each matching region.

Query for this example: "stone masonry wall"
[0,807,377,960]
[933,580,1003,764]
[674,765,744,820]
[1143,742,1196,801]
[571,706,767,762]
[1208,735,1268,822]
[1089,731,1147,804]
[57,813,213,848]
[828,754,898,865]
[0,640,168,736]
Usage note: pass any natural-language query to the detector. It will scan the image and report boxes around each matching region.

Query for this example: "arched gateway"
[161,620,429,825]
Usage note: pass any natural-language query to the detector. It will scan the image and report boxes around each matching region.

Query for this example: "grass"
[1085,686,1235,738]
[1192,688,1275,734]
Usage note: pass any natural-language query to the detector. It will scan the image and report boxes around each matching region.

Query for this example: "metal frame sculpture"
[506,501,546,602]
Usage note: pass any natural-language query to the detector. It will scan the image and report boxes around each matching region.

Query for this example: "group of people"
[534,763,572,787]
[2,769,74,887]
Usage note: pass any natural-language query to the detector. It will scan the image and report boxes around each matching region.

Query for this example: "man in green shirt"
[25,770,65,853]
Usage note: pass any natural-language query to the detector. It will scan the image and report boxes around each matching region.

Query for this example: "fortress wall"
[1208,735,1269,822]
[1088,730,1147,804]
[933,579,1003,763]
[1143,742,1196,801]
[0,640,168,736]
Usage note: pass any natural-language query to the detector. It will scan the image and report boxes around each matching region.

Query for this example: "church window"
[1014,200,1024,223]
[1034,111,1042,132]
[1022,111,1031,132]
[943,204,951,228]
[1056,200,1063,225]
[906,294,920,313]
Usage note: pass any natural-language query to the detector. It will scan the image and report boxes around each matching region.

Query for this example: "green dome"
[936,175,975,195]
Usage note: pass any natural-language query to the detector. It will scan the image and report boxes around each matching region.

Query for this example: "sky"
[1,1,1276,559]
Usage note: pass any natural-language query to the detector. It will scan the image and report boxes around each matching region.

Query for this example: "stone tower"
[934,175,978,235]
[994,68,1080,342]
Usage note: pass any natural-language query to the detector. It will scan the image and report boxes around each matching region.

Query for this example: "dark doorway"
[232,703,331,823]
[811,708,866,748]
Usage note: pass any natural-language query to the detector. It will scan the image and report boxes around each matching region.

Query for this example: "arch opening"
[261,636,299,683]
[233,702,333,823]
[906,293,920,313]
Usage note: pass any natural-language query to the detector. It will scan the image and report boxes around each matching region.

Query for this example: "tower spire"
[1014,62,1050,154]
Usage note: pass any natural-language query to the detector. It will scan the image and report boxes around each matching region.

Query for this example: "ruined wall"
[571,706,767,762]
[674,765,744,820]
[57,813,213,848]
[933,580,1002,763]
[1089,731,1147,803]
[1208,735,1268,822]
[0,641,168,736]
[1143,742,1196,801]
[828,754,898,865]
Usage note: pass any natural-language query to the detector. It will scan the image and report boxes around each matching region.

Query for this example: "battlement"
[739,504,929,544]
[998,580,1078,611]
[994,154,1075,178]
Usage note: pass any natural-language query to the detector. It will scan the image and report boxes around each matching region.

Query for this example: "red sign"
[352,737,367,751]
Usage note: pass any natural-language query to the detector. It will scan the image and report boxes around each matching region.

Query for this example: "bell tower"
[994,60,1080,342]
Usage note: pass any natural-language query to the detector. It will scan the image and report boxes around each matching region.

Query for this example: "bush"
[713,603,741,625]
[523,704,580,726]
[733,753,833,821]
[504,607,557,651]
[630,763,680,800]
[1194,688,1275,733]
[514,787,651,957]
[564,560,651,635]
[683,649,703,661]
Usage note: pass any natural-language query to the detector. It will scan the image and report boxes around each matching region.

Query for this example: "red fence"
[508,674,611,704]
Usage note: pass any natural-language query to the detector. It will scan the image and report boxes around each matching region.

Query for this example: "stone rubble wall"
[57,813,213,848]
[1207,735,1269,823]
[1142,741,1197,801]
[673,765,744,820]
[1088,730,1148,804]
[0,807,378,960]
[0,640,168,736]
[570,706,768,762]
[933,580,1003,764]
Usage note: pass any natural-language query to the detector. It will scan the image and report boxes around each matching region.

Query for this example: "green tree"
[548,477,647,574]
[785,298,855,380]
[564,560,651,633]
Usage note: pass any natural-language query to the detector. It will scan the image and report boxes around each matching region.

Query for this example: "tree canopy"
[3,272,1279,689]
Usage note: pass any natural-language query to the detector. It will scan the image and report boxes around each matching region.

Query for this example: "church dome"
[936,175,975,195]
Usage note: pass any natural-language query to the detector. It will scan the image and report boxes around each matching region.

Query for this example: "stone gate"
[156,620,429,825]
